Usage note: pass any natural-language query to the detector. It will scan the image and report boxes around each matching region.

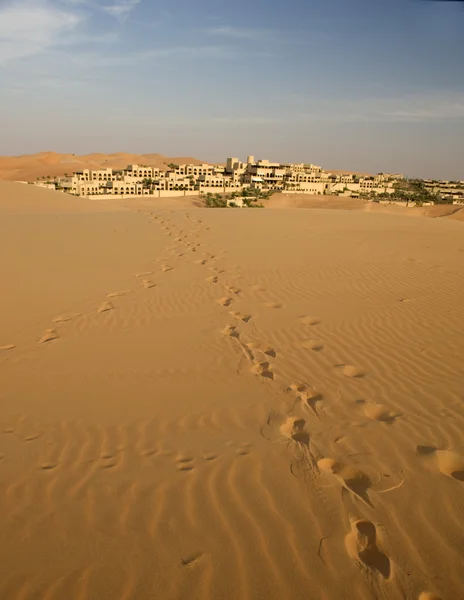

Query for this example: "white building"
[63,157,399,199]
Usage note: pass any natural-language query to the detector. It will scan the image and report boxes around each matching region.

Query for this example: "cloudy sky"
[0,0,463,178]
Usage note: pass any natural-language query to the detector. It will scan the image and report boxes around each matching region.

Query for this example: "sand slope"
[0,151,207,182]
[1,185,463,600]
[266,193,464,222]
[0,180,125,214]
[266,193,368,210]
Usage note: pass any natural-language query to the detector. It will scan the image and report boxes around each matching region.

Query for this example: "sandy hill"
[0,152,208,182]
[265,193,368,210]
[0,180,126,215]
[267,192,464,221]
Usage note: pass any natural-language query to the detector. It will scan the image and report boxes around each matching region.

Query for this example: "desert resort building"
[33,156,402,200]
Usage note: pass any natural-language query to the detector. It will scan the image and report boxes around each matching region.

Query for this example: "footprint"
[290,385,323,413]
[342,365,364,378]
[207,276,219,284]
[416,444,437,456]
[435,450,464,481]
[40,463,58,471]
[345,518,391,579]
[143,280,156,289]
[98,301,114,314]
[222,324,238,337]
[246,342,276,358]
[181,553,203,569]
[226,286,241,295]
[24,433,43,442]
[280,417,310,446]
[236,448,250,456]
[106,291,130,298]
[299,316,321,326]
[364,403,398,423]
[318,459,373,505]
[161,265,173,273]
[264,302,282,309]
[141,448,158,457]
[38,329,59,344]
[339,466,373,505]
[251,361,274,380]
[301,339,324,351]
[0,344,16,352]
[100,460,118,469]
[135,271,153,278]
[53,314,80,323]
[289,383,309,394]
[229,311,252,323]
[176,457,195,472]
[217,297,233,307]
[195,259,208,265]
[203,454,218,461]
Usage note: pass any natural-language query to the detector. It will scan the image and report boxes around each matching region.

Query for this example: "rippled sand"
[1,182,463,600]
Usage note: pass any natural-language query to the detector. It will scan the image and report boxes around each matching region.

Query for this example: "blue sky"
[0,0,463,178]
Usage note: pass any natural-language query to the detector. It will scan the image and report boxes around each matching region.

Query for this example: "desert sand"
[1,181,463,600]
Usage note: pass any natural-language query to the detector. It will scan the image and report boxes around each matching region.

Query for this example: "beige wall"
[34,183,56,190]
[85,190,202,200]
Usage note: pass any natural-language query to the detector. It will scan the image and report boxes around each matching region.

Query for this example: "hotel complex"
[40,156,402,199]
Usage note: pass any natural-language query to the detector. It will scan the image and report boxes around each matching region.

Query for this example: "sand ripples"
[1,208,463,599]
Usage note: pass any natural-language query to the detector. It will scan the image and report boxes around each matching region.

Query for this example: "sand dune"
[265,192,369,210]
[266,192,464,221]
[0,180,121,214]
[0,151,208,182]
[0,183,463,599]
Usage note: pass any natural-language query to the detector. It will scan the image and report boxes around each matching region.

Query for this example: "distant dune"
[266,192,464,221]
[0,151,208,182]
[265,193,368,210]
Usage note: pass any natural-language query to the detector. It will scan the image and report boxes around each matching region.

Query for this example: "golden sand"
[0,181,462,600]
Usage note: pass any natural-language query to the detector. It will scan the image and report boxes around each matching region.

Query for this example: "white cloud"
[103,0,140,19]
[0,0,82,64]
